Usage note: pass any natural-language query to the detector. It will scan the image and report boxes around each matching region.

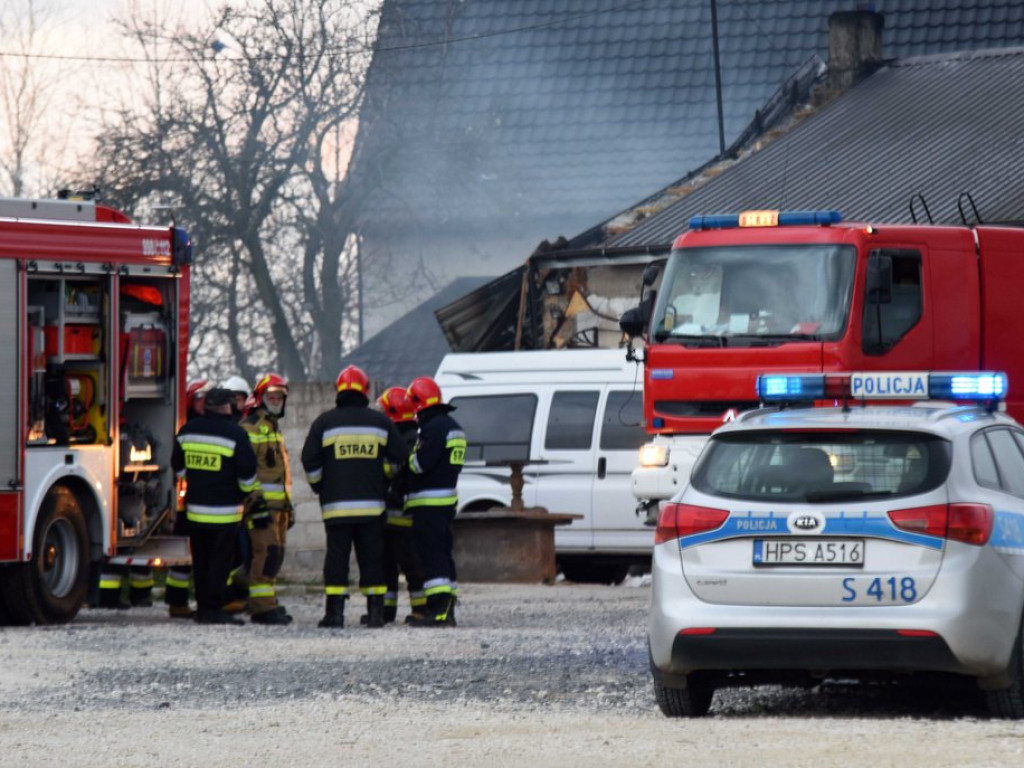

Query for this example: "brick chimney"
[827,8,884,92]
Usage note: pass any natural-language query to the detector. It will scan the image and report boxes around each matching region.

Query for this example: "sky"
[0,0,242,199]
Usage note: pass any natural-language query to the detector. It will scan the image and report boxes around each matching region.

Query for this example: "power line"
[0,0,654,65]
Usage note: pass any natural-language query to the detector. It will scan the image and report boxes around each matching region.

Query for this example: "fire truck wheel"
[2,485,90,625]
[0,569,13,626]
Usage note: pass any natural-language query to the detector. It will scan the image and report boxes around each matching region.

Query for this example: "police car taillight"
[655,502,729,544]
[887,503,993,546]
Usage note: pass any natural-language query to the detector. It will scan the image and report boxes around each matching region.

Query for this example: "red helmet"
[378,386,415,423]
[407,377,443,413]
[253,372,288,407]
[336,364,369,393]
[185,379,211,413]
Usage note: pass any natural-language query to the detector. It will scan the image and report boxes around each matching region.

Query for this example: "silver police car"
[649,371,1024,717]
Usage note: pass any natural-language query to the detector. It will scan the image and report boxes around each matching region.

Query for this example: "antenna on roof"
[908,193,933,224]
[956,192,984,227]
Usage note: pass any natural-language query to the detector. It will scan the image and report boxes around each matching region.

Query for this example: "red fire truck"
[0,196,192,625]
[620,209,1024,518]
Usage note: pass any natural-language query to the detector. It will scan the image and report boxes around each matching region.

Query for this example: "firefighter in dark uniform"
[239,373,294,625]
[165,379,212,619]
[405,376,466,627]
[376,386,426,624]
[301,365,406,629]
[171,386,263,625]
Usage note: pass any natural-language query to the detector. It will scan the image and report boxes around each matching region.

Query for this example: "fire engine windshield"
[651,244,856,345]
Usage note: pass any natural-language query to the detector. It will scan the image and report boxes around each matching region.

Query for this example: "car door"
[591,388,653,553]
[533,389,599,552]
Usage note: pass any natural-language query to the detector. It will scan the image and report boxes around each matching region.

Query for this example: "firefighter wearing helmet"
[301,365,407,629]
[237,373,294,625]
[171,386,262,625]
[221,375,252,418]
[404,376,466,627]
[372,386,426,624]
[164,379,214,619]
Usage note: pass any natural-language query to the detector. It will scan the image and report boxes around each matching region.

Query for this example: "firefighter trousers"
[247,509,288,615]
[383,517,425,611]
[189,521,239,614]
[412,506,457,597]
[323,518,385,597]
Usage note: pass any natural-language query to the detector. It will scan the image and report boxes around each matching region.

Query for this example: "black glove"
[248,497,271,529]
[285,505,296,530]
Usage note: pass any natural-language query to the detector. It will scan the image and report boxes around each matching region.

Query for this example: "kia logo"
[792,515,820,531]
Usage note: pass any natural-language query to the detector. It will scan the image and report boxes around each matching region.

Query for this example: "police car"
[649,371,1024,718]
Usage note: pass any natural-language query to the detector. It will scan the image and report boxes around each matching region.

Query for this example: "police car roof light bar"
[756,371,1007,406]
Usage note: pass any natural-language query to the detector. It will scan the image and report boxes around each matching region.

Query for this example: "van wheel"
[986,614,1024,718]
[2,485,90,625]
[654,672,714,717]
[559,559,629,584]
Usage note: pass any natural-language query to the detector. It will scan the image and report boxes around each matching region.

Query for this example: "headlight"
[638,442,670,467]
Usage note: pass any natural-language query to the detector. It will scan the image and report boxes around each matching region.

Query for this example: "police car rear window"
[691,431,952,502]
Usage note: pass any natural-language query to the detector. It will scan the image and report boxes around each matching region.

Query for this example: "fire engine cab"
[620,208,1024,521]
[0,196,192,625]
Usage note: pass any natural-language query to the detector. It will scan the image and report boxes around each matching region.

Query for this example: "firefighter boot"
[383,604,398,624]
[252,605,293,625]
[408,593,454,628]
[365,595,385,629]
[168,604,196,619]
[318,596,347,628]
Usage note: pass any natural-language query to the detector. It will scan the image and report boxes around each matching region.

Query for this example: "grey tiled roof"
[355,0,1024,241]
[338,276,493,390]
[609,46,1024,247]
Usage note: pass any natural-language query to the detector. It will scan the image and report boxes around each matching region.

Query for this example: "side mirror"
[866,253,893,305]
[641,262,660,287]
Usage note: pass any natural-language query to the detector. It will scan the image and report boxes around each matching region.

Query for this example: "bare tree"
[90,0,382,382]
[0,0,65,197]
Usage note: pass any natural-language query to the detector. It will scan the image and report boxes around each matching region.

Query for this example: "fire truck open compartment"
[0,198,192,627]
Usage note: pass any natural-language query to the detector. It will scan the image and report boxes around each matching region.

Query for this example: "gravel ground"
[2,581,1024,767]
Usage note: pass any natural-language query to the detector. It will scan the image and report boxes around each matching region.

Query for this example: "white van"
[434,349,652,581]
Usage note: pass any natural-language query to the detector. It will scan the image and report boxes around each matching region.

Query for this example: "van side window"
[449,394,536,462]
[600,391,647,450]
[862,250,922,355]
[545,391,599,450]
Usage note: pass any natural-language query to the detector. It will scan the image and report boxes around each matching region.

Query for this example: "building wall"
[278,381,337,581]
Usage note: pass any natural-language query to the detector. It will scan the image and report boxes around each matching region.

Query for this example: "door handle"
[597,456,606,479]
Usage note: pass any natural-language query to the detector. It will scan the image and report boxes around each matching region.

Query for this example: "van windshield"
[651,244,856,345]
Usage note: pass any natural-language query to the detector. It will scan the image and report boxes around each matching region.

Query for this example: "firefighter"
[301,365,406,629]
[374,386,426,624]
[239,373,294,625]
[94,565,154,610]
[164,379,212,619]
[172,386,263,625]
[405,376,466,627]
[222,375,252,418]
[220,374,254,611]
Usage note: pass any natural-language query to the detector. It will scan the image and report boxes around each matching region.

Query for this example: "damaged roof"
[355,0,1024,242]
[339,276,493,388]
[610,46,1024,248]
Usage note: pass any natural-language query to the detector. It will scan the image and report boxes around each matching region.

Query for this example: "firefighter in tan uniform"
[239,373,294,625]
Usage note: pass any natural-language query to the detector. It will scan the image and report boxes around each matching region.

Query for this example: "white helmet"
[221,375,251,397]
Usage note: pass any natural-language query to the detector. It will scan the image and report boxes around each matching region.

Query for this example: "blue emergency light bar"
[689,209,842,230]
[756,371,1007,403]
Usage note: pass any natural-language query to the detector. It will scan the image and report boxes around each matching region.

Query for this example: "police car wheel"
[653,672,714,717]
[986,615,1024,719]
